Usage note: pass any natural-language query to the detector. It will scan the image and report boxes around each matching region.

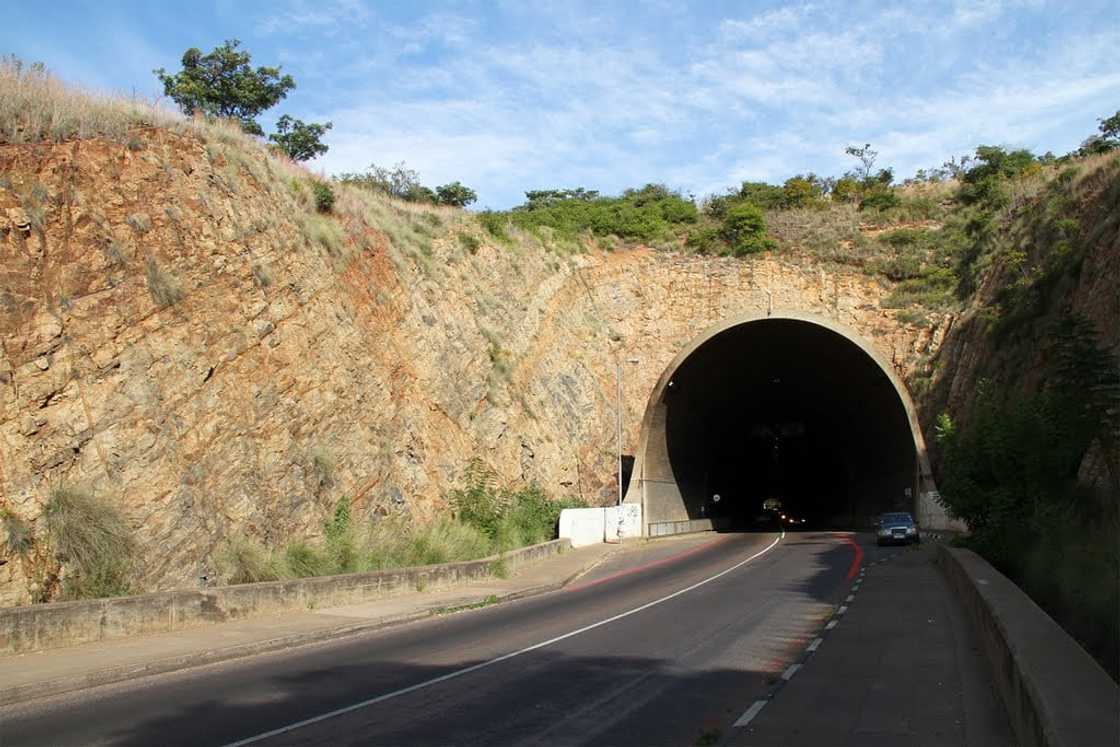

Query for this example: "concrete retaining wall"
[0,539,570,655]
[937,545,1119,747]
[647,518,716,537]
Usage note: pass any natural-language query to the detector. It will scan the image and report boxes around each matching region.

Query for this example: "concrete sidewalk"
[0,541,622,707]
[733,544,1014,746]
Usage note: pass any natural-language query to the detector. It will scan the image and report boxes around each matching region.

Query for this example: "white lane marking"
[781,664,801,680]
[845,594,855,602]
[733,700,768,727]
[837,605,848,615]
[825,620,838,630]
[224,531,786,746]
[807,637,822,652]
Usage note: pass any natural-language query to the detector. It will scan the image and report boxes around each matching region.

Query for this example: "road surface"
[0,531,1009,746]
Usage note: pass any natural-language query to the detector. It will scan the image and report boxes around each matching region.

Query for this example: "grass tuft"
[44,486,134,599]
[146,256,184,306]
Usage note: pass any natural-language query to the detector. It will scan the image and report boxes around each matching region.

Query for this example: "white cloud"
[277,0,1118,206]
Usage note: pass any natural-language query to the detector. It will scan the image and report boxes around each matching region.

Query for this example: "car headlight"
[878,528,890,536]
[907,526,917,535]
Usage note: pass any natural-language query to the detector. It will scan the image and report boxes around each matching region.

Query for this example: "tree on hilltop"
[155,40,295,135]
[435,182,478,208]
[269,115,332,161]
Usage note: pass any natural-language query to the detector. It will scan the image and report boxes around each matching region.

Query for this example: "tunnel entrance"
[629,314,932,534]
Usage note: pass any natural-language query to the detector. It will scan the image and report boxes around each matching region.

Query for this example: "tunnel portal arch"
[625,311,942,536]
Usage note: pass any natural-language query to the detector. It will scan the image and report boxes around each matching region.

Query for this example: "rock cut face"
[0,132,939,603]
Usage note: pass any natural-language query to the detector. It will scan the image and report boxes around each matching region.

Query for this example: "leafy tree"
[844,143,878,181]
[269,115,331,161]
[522,188,599,209]
[831,176,861,203]
[1078,109,1120,155]
[737,181,786,210]
[154,40,295,135]
[435,181,478,208]
[957,146,1037,206]
[405,184,438,204]
[782,175,821,208]
[721,202,775,256]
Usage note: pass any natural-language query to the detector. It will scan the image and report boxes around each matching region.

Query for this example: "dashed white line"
[223,532,786,746]
[845,594,855,602]
[733,700,769,727]
[807,637,822,652]
[825,620,838,630]
[781,664,801,680]
[837,605,848,615]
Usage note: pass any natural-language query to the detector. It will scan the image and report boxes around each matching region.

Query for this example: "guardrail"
[0,538,570,655]
[937,544,1119,747]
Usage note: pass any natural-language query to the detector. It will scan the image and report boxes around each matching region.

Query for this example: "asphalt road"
[0,531,899,746]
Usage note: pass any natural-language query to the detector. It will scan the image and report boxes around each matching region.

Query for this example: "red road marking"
[839,533,864,580]
[565,534,734,593]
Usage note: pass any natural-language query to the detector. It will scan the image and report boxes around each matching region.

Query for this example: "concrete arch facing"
[624,310,954,536]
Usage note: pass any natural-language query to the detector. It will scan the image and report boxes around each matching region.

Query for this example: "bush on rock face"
[721,202,775,256]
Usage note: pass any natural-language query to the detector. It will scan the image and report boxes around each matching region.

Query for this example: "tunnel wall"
[625,311,961,534]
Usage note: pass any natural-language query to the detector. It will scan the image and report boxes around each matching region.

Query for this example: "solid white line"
[224,531,786,746]
[837,605,848,615]
[825,620,838,630]
[781,664,801,680]
[733,700,768,727]
[807,637,822,652]
[845,594,855,602]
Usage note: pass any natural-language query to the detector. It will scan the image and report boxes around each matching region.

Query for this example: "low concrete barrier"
[937,545,1119,747]
[647,518,716,537]
[0,538,570,655]
[559,505,643,546]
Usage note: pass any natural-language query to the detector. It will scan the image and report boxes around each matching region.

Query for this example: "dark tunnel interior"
[664,319,917,528]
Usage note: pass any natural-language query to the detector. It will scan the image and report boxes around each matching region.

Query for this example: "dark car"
[876,511,920,546]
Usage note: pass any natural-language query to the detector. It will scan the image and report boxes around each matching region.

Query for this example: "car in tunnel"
[876,512,920,546]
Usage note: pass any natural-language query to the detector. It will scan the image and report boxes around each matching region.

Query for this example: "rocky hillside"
[3,66,1113,607]
[0,107,948,603]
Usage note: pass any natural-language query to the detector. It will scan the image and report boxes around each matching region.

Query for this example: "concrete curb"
[936,545,1119,747]
[0,539,570,656]
[0,546,611,708]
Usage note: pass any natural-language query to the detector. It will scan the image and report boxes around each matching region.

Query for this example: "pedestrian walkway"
[0,541,624,706]
[732,544,1014,746]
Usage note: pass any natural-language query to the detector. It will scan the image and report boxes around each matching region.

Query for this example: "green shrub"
[217,534,279,584]
[451,460,506,539]
[859,186,902,211]
[937,316,1119,678]
[44,486,135,599]
[721,202,775,255]
[458,232,481,254]
[684,226,722,254]
[311,180,335,213]
[323,496,358,573]
[478,211,510,243]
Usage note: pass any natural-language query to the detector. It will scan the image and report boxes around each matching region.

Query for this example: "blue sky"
[5,1,1118,208]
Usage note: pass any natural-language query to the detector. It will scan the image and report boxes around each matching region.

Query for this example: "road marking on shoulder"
[223,531,785,746]
[807,637,822,652]
[781,664,801,680]
[837,605,848,615]
[733,700,768,727]
[825,620,838,630]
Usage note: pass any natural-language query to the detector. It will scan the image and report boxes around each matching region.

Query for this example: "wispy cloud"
[8,0,1115,207]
